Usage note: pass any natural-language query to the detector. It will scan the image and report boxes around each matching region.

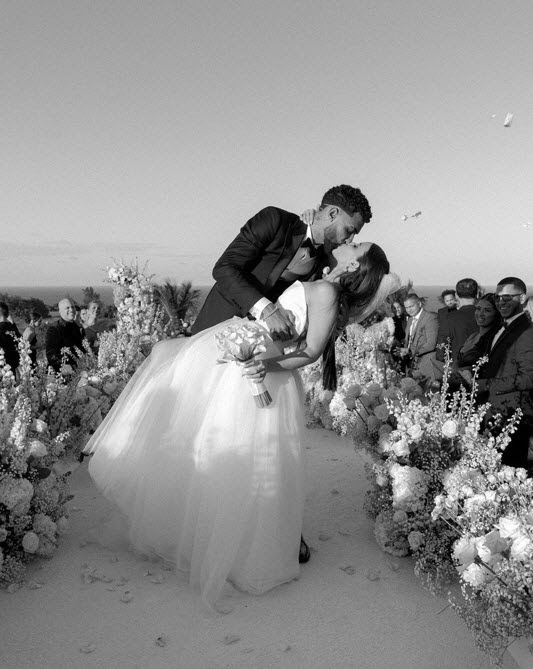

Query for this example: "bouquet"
[215,323,272,408]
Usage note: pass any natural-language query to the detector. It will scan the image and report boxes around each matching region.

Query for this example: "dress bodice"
[256,281,308,346]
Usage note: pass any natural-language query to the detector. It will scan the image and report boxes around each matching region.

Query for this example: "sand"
[0,427,524,669]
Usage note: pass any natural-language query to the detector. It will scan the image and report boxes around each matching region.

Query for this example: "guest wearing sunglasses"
[477,277,533,469]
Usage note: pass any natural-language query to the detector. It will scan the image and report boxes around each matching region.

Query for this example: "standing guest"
[46,298,85,373]
[436,278,479,364]
[396,293,438,386]
[455,293,501,386]
[440,289,458,313]
[82,301,101,352]
[22,311,43,366]
[477,277,533,469]
[0,302,21,371]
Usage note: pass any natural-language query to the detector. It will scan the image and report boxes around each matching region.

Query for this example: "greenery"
[0,292,50,320]
[153,279,201,328]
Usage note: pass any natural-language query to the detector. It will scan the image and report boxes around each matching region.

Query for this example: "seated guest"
[81,301,101,352]
[22,311,43,367]
[455,293,501,386]
[436,278,479,364]
[477,277,533,469]
[396,293,438,386]
[0,302,21,371]
[391,300,407,344]
[46,298,85,373]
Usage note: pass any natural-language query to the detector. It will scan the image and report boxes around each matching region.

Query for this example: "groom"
[191,184,372,341]
[191,184,372,564]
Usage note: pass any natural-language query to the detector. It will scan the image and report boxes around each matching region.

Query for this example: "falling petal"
[413,211,422,218]
[504,112,514,127]
[223,634,241,645]
[521,222,532,229]
[490,113,496,119]
[401,215,408,221]
[79,643,96,654]
[155,635,169,647]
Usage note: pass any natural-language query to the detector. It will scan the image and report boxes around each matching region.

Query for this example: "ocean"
[0,284,498,312]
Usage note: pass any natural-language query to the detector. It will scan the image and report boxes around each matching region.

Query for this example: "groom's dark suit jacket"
[191,207,321,334]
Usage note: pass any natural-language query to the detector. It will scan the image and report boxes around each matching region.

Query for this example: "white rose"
[497,517,521,539]
[392,438,410,457]
[32,419,48,433]
[29,439,48,458]
[393,510,408,524]
[375,473,388,487]
[441,419,459,438]
[461,563,487,588]
[510,533,533,560]
[453,536,477,566]
[22,531,40,553]
[407,424,423,441]
[408,530,425,551]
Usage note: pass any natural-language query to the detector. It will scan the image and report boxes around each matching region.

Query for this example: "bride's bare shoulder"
[303,280,339,306]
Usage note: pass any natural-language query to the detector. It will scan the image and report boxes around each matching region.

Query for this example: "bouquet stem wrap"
[215,323,272,408]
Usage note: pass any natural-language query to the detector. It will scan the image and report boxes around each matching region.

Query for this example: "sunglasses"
[495,293,523,303]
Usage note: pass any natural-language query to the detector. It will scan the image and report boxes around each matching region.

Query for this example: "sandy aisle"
[0,427,520,669]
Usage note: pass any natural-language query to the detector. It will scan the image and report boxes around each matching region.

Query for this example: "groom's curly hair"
[320,185,372,223]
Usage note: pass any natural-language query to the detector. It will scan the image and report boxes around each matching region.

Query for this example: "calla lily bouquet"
[215,323,272,408]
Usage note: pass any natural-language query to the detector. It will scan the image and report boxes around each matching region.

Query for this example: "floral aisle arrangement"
[432,415,533,665]
[0,261,169,586]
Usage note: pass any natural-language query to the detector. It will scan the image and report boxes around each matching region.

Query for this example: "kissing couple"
[85,184,400,611]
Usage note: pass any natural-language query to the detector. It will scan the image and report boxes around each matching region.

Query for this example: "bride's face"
[331,242,372,269]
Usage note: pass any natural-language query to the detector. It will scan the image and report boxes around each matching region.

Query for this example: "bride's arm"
[261,282,339,373]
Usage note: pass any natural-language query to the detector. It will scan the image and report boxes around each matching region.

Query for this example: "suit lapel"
[487,315,529,372]
[264,220,308,291]
[409,310,426,349]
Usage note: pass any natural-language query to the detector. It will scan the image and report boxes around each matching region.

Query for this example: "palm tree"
[153,279,201,324]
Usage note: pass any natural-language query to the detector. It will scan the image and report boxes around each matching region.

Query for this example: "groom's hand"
[261,304,296,341]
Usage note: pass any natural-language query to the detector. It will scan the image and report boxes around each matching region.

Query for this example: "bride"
[85,241,397,610]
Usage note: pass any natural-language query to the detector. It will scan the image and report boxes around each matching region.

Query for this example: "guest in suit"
[435,278,479,366]
[191,185,372,339]
[46,298,85,373]
[396,293,438,386]
[477,277,533,469]
[0,301,22,372]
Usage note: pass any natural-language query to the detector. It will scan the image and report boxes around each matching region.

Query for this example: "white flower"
[461,563,487,588]
[497,516,521,539]
[29,439,48,458]
[407,424,423,441]
[376,473,388,487]
[392,438,410,457]
[510,532,533,560]
[32,418,48,433]
[408,530,425,551]
[453,536,477,566]
[441,419,459,438]
[22,531,40,553]
[393,510,408,523]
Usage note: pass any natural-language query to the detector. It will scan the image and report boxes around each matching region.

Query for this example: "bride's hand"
[239,358,266,383]
[299,207,317,225]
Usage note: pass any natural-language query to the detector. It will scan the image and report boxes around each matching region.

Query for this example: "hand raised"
[299,207,317,226]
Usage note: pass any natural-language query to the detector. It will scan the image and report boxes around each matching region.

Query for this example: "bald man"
[45,298,85,373]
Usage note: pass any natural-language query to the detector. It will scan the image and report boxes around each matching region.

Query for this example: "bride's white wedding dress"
[86,281,308,609]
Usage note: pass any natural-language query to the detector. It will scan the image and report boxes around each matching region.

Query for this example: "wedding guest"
[396,293,438,386]
[22,311,43,367]
[391,300,407,344]
[440,289,457,312]
[455,293,501,386]
[526,296,533,323]
[477,277,533,469]
[436,278,479,364]
[82,301,101,352]
[46,298,85,373]
[0,302,21,371]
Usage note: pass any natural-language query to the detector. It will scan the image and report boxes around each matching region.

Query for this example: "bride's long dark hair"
[322,243,390,391]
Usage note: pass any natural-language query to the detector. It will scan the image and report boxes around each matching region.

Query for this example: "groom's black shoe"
[299,536,310,564]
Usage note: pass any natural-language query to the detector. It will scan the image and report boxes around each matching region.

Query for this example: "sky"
[2,1,533,289]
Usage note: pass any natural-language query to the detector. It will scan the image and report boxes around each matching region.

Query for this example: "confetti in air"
[503,112,514,127]
[521,222,532,229]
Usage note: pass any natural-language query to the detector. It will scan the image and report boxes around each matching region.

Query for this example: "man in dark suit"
[46,298,85,373]
[191,185,372,340]
[435,278,479,365]
[396,293,438,387]
[477,276,533,469]
[0,301,21,372]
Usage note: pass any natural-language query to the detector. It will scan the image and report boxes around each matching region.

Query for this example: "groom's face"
[316,207,364,251]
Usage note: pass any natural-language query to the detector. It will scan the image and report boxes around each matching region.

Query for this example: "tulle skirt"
[86,319,305,609]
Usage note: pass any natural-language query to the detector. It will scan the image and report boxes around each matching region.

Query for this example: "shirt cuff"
[249,297,272,320]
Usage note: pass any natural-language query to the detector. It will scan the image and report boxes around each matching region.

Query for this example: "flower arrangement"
[0,261,171,586]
